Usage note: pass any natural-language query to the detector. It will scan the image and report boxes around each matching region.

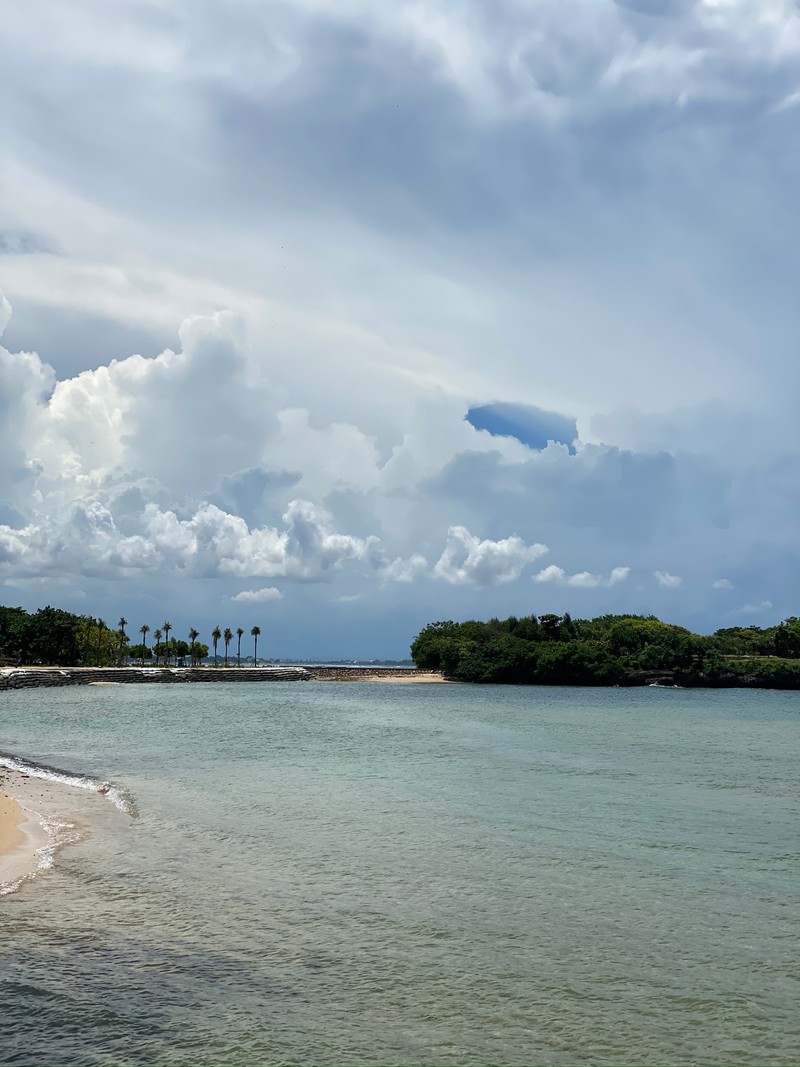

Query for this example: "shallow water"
[0,682,798,1065]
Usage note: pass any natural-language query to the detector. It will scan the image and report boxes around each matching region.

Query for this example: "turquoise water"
[0,682,798,1065]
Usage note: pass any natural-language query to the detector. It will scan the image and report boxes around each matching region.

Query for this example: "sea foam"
[0,750,138,818]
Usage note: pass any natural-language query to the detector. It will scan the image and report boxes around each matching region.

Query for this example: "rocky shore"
[0,666,445,690]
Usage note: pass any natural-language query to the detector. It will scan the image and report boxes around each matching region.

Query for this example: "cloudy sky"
[1,0,798,657]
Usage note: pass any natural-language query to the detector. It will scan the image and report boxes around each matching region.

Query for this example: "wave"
[0,750,138,818]
[0,813,83,897]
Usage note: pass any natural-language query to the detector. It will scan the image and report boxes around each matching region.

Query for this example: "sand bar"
[351,672,450,683]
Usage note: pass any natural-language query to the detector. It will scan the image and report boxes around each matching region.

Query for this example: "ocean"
[1,682,798,1065]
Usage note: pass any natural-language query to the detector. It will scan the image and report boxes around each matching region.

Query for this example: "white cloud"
[734,600,774,616]
[231,587,283,603]
[433,526,548,586]
[144,499,378,582]
[533,565,587,586]
[713,578,734,590]
[608,566,630,586]
[0,493,377,585]
[0,0,799,654]
[532,565,630,588]
[654,570,683,588]
[381,554,430,584]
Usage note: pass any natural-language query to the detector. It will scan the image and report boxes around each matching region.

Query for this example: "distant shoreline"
[0,666,448,691]
[5,664,797,692]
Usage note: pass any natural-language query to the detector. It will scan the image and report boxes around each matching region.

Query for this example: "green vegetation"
[0,604,252,668]
[411,614,800,688]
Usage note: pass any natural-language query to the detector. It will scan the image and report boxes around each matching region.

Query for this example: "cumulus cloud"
[655,570,683,588]
[0,494,375,584]
[1,290,796,645]
[231,587,283,603]
[532,565,630,588]
[381,554,430,584]
[144,499,378,582]
[0,288,796,652]
[713,578,734,590]
[0,326,55,497]
[1,0,799,654]
[433,526,548,586]
[608,566,630,586]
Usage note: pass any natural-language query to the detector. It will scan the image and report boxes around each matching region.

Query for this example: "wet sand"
[0,778,52,892]
[0,790,25,854]
[0,761,136,896]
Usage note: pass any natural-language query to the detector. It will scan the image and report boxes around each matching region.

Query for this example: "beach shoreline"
[0,775,58,894]
[0,760,134,896]
[0,666,445,890]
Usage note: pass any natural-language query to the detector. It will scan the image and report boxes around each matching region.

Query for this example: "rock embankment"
[0,666,310,690]
[0,666,446,690]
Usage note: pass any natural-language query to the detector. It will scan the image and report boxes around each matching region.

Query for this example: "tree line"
[0,605,263,668]
[411,613,800,688]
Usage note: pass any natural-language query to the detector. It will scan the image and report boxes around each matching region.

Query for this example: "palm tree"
[153,629,162,666]
[211,626,222,666]
[139,624,150,666]
[118,617,127,666]
[236,627,244,667]
[189,628,200,666]
[251,625,261,667]
[162,620,172,665]
[223,628,232,667]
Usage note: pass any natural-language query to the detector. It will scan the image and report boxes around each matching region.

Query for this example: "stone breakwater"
[0,666,310,690]
[0,666,443,690]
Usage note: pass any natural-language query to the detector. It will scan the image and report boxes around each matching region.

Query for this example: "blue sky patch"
[466,403,577,453]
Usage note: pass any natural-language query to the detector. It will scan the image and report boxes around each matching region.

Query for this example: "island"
[410,613,800,688]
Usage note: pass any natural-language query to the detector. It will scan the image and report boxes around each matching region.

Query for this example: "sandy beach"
[308,670,449,683]
[363,672,450,683]
[0,790,25,854]
[0,776,53,892]
[0,756,138,897]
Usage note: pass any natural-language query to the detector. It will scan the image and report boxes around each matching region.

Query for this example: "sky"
[1,0,799,658]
